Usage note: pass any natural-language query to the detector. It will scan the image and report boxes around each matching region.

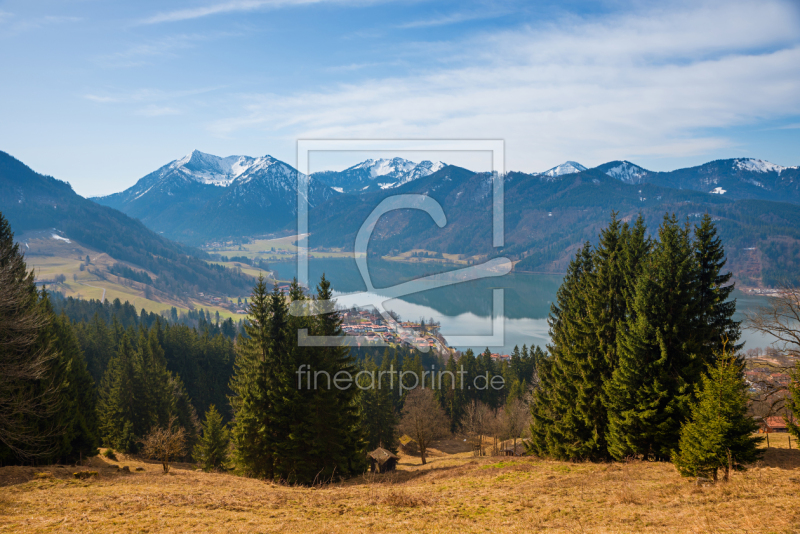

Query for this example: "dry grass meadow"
[1,435,799,533]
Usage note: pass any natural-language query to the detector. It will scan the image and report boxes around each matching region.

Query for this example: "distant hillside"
[304,165,800,287]
[595,158,800,201]
[0,151,254,300]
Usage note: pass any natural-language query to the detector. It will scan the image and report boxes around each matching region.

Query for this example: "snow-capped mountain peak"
[170,150,256,186]
[539,161,587,179]
[605,161,648,184]
[734,158,787,174]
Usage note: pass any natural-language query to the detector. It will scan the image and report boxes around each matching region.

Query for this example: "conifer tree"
[606,214,703,460]
[46,313,99,463]
[98,333,142,452]
[193,405,230,471]
[437,354,467,432]
[358,357,398,451]
[529,243,595,459]
[302,274,365,480]
[0,213,63,461]
[694,214,740,356]
[229,275,275,478]
[672,350,762,481]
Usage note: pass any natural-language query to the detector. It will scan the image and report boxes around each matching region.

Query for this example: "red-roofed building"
[760,416,789,433]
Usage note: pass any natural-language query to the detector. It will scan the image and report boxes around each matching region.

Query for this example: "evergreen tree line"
[50,292,241,341]
[68,315,236,426]
[529,212,761,473]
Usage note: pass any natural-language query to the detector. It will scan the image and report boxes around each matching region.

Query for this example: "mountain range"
[304,163,800,287]
[95,150,800,243]
[4,147,800,290]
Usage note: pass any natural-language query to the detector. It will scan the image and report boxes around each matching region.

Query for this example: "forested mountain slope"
[0,151,253,298]
[305,165,800,286]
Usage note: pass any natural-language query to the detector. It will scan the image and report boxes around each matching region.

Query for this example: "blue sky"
[1,0,799,196]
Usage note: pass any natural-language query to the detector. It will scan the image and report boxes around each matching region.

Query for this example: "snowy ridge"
[605,161,648,184]
[170,150,257,186]
[312,157,447,192]
[538,161,587,179]
[734,158,788,175]
[393,160,447,187]
[352,157,417,178]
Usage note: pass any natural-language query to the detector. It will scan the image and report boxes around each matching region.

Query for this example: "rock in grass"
[73,471,98,480]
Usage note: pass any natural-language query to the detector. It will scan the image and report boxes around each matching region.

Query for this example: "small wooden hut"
[367,447,399,474]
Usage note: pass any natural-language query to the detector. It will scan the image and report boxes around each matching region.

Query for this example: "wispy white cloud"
[95,32,239,67]
[84,87,223,105]
[0,13,82,34]
[207,0,800,172]
[141,0,382,24]
[397,10,509,29]
[137,105,182,117]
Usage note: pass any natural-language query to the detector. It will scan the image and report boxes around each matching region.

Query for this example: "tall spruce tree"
[672,350,762,481]
[303,274,365,480]
[606,214,704,460]
[528,242,595,459]
[229,275,276,478]
[694,214,740,355]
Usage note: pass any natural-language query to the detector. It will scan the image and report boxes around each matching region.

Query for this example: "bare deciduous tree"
[747,284,800,358]
[502,398,530,454]
[461,400,493,456]
[140,416,187,473]
[398,388,449,465]
[745,284,800,430]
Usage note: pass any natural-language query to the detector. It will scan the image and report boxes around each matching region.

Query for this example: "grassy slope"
[1,436,798,533]
[23,232,245,320]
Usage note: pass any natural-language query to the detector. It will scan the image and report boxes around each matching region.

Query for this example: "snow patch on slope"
[710,187,726,195]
